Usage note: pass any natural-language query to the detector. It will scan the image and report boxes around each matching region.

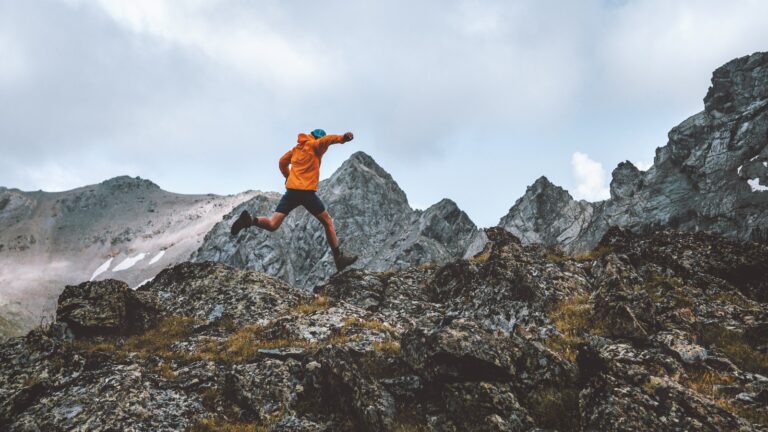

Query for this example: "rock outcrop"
[1,225,766,430]
[193,152,478,289]
[498,51,768,253]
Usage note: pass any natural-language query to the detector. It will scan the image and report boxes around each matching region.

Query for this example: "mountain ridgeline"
[499,52,768,253]
[1,52,768,341]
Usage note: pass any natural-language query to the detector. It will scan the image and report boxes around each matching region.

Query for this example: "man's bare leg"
[253,212,286,232]
[231,211,285,236]
[313,210,339,249]
[314,210,357,271]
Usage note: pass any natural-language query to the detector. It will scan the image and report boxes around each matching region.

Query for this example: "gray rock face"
[193,151,478,289]
[498,52,768,253]
[498,176,596,249]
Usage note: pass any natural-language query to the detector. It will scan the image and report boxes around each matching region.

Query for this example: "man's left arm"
[279,150,293,178]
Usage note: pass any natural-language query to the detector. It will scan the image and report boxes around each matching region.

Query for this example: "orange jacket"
[279,133,345,191]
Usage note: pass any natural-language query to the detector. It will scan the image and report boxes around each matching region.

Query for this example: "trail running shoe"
[333,252,358,272]
[230,210,252,236]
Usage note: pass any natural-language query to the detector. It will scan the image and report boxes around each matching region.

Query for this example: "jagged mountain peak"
[705,51,768,115]
[327,151,402,187]
[194,151,478,288]
[497,51,768,252]
[332,151,388,176]
[530,175,555,188]
[610,161,644,201]
[525,176,572,198]
[323,151,410,210]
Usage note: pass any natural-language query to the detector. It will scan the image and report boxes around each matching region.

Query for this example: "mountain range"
[1,51,767,343]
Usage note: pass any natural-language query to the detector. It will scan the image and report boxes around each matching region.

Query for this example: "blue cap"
[311,129,326,138]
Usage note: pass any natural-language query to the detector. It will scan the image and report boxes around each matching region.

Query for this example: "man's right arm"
[313,132,354,155]
[279,150,293,178]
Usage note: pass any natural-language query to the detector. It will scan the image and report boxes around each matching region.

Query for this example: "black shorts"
[275,189,326,216]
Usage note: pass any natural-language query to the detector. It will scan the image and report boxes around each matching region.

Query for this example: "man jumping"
[230,129,359,272]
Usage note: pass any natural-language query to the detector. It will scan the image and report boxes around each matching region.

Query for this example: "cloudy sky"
[1,0,767,226]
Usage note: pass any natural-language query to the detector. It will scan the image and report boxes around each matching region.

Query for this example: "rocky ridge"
[0,177,257,338]
[498,51,768,253]
[1,226,766,431]
[193,152,478,289]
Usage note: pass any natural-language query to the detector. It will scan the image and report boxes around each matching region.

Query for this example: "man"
[230,129,359,272]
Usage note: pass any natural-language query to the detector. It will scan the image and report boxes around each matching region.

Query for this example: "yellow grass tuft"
[74,316,198,362]
[373,340,401,354]
[292,296,330,315]
[544,294,604,362]
[573,245,613,262]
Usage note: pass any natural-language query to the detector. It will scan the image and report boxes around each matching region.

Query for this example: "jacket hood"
[296,133,312,148]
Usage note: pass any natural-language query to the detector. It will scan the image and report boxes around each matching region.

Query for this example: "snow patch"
[763,161,767,167]
[750,155,760,161]
[133,277,154,290]
[149,250,165,265]
[90,258,113,281]
[747,178,768,192]
[113,253,147,271]
[737,165,743,175]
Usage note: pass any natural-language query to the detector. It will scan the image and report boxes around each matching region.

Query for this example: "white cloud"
[68,0,333,90]
[634,160,653,171]
[599,0,768,108]
[571,152,610,201]
[0,31,26,85]
[21,162,85,192]
[1,0,767,226]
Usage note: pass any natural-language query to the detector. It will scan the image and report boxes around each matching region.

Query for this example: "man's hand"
[342,132,354,143]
